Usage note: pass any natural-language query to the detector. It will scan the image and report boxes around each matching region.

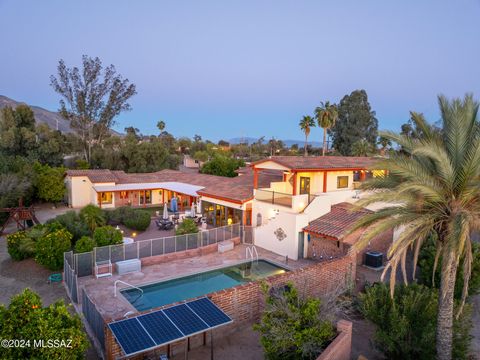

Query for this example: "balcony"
[255,189,293,207]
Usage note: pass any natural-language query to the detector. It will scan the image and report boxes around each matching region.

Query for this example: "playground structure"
[0,200,40,234]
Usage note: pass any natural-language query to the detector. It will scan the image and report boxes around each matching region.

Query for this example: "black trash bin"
[365,251,383,268]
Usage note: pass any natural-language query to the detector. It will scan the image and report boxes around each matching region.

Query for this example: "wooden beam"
[253,167,259,189]
[323,171,328,193]
[292,172,297,195]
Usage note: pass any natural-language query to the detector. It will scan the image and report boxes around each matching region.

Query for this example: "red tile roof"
[65,168,281,204]
[253,156,379,171]
[303,202,373,240]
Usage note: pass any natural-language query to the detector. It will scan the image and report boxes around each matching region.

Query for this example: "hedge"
[123,210,151,231]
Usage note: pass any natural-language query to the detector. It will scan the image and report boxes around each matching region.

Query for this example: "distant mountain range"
[229,137,323,147]
[0,95,74,133]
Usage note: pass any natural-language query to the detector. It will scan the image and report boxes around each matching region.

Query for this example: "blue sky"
[1,0,479,141]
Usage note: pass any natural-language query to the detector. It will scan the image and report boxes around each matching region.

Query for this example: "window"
[337,176,349,189]
[119,191,128,199]
[100,192,113,204]
[139,190,152,204]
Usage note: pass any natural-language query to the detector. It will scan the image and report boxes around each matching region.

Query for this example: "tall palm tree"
[352,95,480,360]
[315,101,338,156]
[377,135,392,156]
[351,139,373,156]
[299,116,315,156]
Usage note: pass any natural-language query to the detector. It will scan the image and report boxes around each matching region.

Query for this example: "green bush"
[106,206,135,225]
[254,283,336,360]
[74,236,96,253]
[93,225,123,247]
[6,231,35,261]
[79,204,106,232]
[359,283,473,360]
[0,288,89,359]
[123,210,151,231]
[418,234,480,298]
[175,218,199,235]
[49,211,90,243]
[35,228,72,270]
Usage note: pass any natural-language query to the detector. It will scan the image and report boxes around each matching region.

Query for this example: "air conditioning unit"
[365,251,383,268]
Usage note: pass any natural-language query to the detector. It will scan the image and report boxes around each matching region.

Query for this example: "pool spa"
[122,260,288,311]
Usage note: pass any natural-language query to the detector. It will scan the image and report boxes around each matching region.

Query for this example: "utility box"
[365,251,383,268]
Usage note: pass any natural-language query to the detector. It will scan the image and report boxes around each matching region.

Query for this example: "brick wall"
[104,252,356,359]
[317,320,352,360]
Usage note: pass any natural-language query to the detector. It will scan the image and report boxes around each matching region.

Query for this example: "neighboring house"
[183,155,204,169]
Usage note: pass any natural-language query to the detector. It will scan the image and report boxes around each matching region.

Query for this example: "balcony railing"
[255,189,293,207]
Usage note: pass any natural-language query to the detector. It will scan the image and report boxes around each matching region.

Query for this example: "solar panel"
[138,310,184,345]
[163,304,208,335]
[187,297,232,327]
[108,318,155,356]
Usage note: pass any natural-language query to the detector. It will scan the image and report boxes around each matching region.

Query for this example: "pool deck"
[78,244,314,321]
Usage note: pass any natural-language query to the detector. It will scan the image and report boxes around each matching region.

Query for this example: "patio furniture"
[156,219,174,230]
[116,258,141,275]
[47,273,62,284]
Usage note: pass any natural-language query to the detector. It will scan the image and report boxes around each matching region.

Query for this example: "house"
[64,167,281,227]
[65,155,390,260]
[182,155,204,169]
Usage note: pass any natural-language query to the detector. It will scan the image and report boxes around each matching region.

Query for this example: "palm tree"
[157,120,165,134]
[351,139,373,156]
[315,101,338,156]
[299,116,315,156]
[377,135,392,156]
[352,94,480,360]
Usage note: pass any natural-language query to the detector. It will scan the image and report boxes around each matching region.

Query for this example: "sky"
[1,0,480,142]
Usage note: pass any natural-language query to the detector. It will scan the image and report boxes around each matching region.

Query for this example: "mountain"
[229,137,323,147]
[0,95,74,133]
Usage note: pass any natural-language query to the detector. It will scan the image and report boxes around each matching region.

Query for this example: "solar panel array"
[108,297,232,356]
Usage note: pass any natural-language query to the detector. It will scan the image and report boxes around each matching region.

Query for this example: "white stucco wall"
[66,176,93,208]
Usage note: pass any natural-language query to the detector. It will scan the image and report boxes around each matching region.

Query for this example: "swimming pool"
[121,260,288,311]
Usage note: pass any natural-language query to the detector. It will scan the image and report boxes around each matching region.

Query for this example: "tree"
[299,115,315,156]
[315,101,338,156]
[377,135,392,156]
[218,140,230,147]
[352,94,480,359]
[200,155,245,177]
[175,219,199,235]
[93,225,122,247]
[254,283,336,360]
[50,55,137,163]
[157,120,165,133]
[33,163,66,204]
[0,288,89,359]
[79,205,106,232]
[0,105,37,157]
[351,139,374,156]
[193,134,202,142]
[35,227,72,270]
[330,90,378,155]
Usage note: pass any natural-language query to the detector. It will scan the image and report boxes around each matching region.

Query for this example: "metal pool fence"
[63,251,78,303]
[81,289,106,351]
[70,224,246,277]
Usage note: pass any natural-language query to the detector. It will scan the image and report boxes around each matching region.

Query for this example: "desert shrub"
[35,228,72,270]
[0,288,89,359]
[74,236,96,253]
[93,225,123,247]
[175,218,199,235]
[106,206,134,225]
[6,231,35,261]
[79,204,106,232]
[123,209,151,231]
[49,211,90,243]
[418,234,480,298]
[359,283,473,360]
[254,283,336,360]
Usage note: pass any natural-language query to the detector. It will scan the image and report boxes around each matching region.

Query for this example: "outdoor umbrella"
[171,197,178,212]
[162,203,169,220]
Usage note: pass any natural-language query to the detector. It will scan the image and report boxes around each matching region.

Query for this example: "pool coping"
[119,257,292,309]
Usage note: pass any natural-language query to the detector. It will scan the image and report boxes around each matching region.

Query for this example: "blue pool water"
[122,260,288,311]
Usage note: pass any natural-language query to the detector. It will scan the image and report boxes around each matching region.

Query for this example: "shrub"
[254,283,336,360]
[35,228,72,270]
[359,283,473,360]
[74,236,96,253]
[50,211,90,243]
[6,231,35,261]
[79,204,106,232]
[123,209,151,231]
[106,206,135,225]
[418,234,480,298]
[33,162,66,204]
[93,225,123,247]
[175,218,199,235]
[0,288,89,359]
